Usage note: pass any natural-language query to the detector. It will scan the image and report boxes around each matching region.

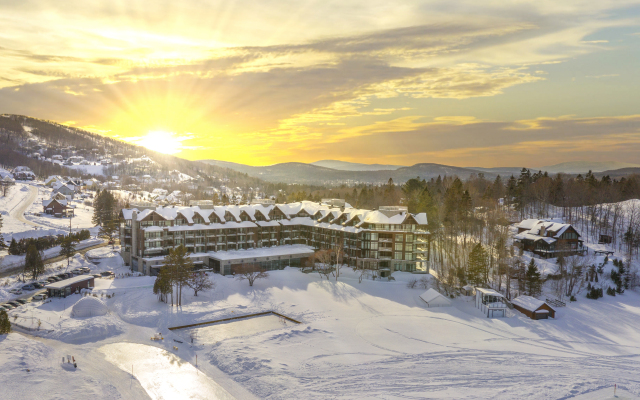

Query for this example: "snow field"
[2,249,640,398]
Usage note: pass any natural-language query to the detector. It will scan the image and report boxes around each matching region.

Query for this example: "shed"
[419,288,451,308]
[45,275,94,298]
[511,296,556,319]
[461,285,475,296]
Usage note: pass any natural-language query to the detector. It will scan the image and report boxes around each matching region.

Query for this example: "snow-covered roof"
[514,219,579,242]
[511,296,554,312]
[208,244,315,261]
[120,202,428,234]
[419,288,449,303]
[45,275,94,289]
[476,288,504,297]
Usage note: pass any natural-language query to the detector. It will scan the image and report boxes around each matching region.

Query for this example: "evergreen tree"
[525,259,542,297]
[8,238,19,255]
[153,272,173,303]
[98,220,118,248]
[0,309,10,334]
[59,237,77,267]
[92,189,116,227]
[162,245,194,306]
[467,243,488,286]
[24,244,44,280]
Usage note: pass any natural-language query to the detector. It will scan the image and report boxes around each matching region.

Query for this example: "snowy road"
[8,184,41,228]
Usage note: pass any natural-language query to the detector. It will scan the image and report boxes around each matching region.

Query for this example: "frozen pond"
[180,314,292,344]
[99,343,235,400]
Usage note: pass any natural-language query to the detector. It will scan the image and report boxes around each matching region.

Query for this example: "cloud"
[0,0,637,166]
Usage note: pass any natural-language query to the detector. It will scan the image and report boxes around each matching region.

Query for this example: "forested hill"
[0,114,275,191]
[200,160,505,185]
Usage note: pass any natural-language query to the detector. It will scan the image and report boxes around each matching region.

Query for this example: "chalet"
[53,183,76,197]
[45,175,63,187]
[514,219,584,258]
[42,199,75,217]
[511,296,555,319]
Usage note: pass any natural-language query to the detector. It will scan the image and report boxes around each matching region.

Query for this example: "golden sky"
[1,0,640,167]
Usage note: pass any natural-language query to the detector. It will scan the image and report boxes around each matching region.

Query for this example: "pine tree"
[153,272,173,303]
[467,243,488,286]
[525,259,542,297]
[162,245,194,306]
[59,237,77,267]
[98,220,118,248]
[0,309,10,334]
[24,244,44,280]
[8,238,19,255]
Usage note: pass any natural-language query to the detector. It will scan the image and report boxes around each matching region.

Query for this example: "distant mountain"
[593,167,640,179]
[311,160,403,171]
[542,161,640,174]
[465,167,529,176]
[200,160,498,185]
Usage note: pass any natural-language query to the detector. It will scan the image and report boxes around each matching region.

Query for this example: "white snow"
[1,208,640,398]
[71,297,108,317]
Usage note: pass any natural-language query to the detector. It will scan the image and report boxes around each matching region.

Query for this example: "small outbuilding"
[511,296,556,319]
[419,288,451,308]
[461,285,475,296]
[45,275,94,298]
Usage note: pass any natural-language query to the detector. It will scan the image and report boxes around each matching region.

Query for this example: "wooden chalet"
[514,219,584,258]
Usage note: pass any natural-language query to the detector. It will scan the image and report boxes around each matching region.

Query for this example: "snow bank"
[48,314,125,344]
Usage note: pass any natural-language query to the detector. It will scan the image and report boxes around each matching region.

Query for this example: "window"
[394,243,403,251]
[395,234,403,242]
[394,252,402,260]
[405,244,413,251]
[405,252,414,260]
[406,234,414,242]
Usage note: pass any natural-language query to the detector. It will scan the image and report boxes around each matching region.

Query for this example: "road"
[8,184,42,228]
[0,241,108,278]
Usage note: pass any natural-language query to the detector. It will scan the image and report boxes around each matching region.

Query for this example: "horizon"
[1,1,640,167]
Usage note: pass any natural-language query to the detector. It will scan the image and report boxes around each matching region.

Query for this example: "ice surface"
[99,343,235,400]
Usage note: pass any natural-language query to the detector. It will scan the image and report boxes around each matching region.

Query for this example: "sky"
[1,0,640,168]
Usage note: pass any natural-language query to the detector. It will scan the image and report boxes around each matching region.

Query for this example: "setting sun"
[133,131,190,155]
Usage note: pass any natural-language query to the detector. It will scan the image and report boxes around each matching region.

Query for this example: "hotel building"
[119,200,429,277]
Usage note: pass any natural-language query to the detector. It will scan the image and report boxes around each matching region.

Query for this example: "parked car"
[21,284,36,291]
[38,281,49,286]
[9,288,22,295]
[93,274,102,278]
[7,301,21,308]
[32,294,47,301]
[15,299,28,305]
[108,240,114,245]
[81,267,91,273]
[1,304,15,310]
[101,271,114,277]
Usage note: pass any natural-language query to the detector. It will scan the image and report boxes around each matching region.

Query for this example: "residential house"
[514,219,584,258]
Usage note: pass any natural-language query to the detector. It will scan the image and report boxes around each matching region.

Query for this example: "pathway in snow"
[9,184,42,228]
[99,343,236,400]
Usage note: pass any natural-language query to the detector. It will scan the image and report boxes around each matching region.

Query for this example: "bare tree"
[187,271,215,296]
[312,249,335,280]
[234,263,269,287]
